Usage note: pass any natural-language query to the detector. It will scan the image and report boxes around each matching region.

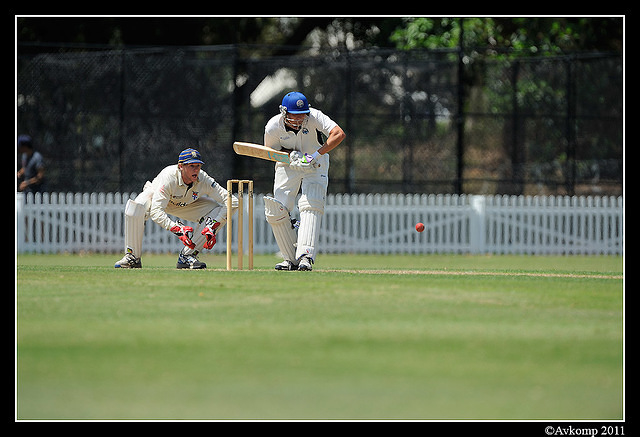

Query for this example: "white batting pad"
[295,209,321,261]
[263,196,297,262]
[124,199,146,258]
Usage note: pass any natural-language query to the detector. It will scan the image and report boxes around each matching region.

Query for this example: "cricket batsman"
[263,91,346,271]
[114,148,238,269]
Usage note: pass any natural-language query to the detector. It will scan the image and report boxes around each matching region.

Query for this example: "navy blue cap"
[18,135,33,147]
[178,148,205,165]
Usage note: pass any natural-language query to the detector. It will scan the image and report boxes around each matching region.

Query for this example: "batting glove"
[170,222,195,249]
[289,151,320,171]
[302,151,321,166]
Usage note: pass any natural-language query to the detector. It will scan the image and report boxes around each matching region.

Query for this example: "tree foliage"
[390,17,623,55]
[18,17,622,56]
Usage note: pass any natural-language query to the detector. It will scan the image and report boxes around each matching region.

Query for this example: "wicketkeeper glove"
[170,222,195,249]
[201,218,221,250]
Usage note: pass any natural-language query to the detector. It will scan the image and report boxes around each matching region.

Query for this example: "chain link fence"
[17,45,622,196]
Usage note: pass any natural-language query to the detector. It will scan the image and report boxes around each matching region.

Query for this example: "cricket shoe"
[114,253,142,269]
[275,260,298,271]
[297,256,314,271]
[177,252,207,269]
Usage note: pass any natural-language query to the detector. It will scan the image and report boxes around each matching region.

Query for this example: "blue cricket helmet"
[280,92,310,114]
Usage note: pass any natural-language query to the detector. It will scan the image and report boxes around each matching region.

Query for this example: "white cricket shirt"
[264,108,338,154]
[147,164,229,230]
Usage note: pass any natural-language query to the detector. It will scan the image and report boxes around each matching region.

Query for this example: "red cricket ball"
[415,222,425,232]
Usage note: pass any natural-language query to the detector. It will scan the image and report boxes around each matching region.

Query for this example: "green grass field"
[16,253,624,420]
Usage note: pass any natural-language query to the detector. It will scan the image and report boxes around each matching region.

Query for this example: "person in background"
[17,135,46,193]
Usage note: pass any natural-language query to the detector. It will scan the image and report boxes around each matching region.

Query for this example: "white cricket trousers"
[272,153,329,262]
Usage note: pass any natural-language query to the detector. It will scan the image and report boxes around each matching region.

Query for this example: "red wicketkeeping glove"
[170,223,195,249]
[201,219,221,250]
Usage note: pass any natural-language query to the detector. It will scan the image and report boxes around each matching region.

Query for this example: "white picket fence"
[16,192,623,255]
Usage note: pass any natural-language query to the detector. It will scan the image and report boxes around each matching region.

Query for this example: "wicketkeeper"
[263,92,346,271]
[114,148,238,269]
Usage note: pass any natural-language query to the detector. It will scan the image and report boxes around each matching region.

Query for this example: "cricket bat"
[233,142,290,164]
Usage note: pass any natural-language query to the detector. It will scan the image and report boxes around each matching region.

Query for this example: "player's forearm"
[149,198,176,231]
[19,169,45,187]
[28,175,43,186]
[318,126,346,155]
[150,210,176,231]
